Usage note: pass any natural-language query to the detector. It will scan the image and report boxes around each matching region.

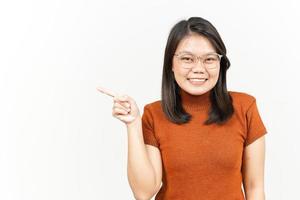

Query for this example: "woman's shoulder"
[142,100,166,121]
[144,100,162,111]
[228,90,257,108]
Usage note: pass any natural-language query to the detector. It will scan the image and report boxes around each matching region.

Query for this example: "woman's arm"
[127,118,158,200]
[242,136,266,200]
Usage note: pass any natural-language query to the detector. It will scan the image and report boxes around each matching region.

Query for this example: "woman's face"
[172,34,221,95]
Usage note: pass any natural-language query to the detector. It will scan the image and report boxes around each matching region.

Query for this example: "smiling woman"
[136,16,268,200]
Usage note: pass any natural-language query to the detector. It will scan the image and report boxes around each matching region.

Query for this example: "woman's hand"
[97,86,141,126]
[112,94,141,125]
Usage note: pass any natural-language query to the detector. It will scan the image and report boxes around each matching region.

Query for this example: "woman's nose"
[191,60,206,73]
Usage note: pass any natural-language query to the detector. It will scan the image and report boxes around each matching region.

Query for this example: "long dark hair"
[161,16,234,125]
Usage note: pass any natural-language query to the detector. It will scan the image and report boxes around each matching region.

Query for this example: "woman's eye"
[206,57,216,62]
[182,57,192,61]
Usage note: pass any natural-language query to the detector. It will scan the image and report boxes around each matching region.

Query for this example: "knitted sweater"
[141,88,268,200]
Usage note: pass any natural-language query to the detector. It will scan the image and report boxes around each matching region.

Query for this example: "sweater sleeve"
[141,104,159,148]
[244,98,268,146]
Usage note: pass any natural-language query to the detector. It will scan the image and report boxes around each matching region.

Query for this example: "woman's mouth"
[187,78,208,86]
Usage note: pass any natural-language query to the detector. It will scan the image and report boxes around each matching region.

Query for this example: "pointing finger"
[96,86,117,98]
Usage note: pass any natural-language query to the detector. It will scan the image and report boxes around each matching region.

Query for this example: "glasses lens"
[204,54,219,63]
[179,54,195,64]
[204,54,220,69]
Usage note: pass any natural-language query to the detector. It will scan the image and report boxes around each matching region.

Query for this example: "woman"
[109,17,267,200]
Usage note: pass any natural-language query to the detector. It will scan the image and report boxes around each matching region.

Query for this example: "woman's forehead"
[176,34,216,54]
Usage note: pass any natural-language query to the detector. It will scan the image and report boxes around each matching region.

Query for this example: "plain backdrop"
[0,0,299,199]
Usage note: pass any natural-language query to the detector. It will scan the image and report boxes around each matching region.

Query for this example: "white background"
[0,0,299,199]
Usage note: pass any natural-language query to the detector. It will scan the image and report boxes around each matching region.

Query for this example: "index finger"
[96,86,117,98]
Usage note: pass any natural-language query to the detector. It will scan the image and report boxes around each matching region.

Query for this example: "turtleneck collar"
[179,88,212,112]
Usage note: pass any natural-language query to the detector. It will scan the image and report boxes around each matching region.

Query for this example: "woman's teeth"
[189,78,206,81]
[187,78,207,85]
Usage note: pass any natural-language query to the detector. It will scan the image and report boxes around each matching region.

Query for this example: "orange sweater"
[141,89,268,200]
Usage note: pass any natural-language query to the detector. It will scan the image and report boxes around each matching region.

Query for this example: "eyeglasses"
[173,52,223,70]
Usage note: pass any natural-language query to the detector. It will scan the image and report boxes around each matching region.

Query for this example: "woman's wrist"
[126,116,142,129]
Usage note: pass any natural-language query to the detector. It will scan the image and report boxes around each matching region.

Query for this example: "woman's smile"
[187,78,208,86]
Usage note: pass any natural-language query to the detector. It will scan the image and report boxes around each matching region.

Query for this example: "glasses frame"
[173,52,223,69]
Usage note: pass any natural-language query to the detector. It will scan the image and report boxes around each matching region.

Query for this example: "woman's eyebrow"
[178,50,216,55]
